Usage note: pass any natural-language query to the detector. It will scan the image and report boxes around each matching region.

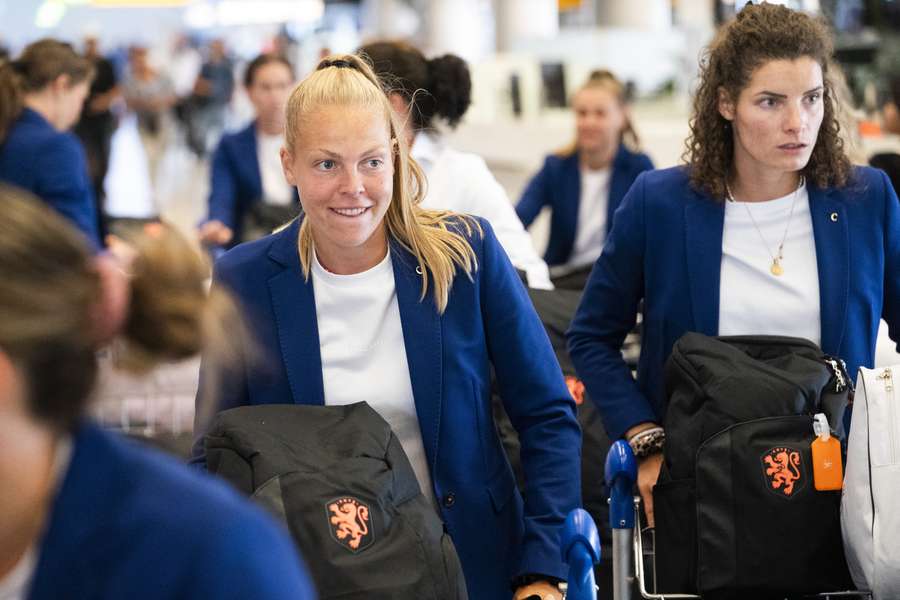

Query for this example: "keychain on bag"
[812,413,843,491]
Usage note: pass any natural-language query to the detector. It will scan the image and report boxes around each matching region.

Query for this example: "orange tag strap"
[811,436,843,491]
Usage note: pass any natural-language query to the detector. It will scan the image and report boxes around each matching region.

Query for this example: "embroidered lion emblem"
[326,497,373,552]
[761,447,806,498]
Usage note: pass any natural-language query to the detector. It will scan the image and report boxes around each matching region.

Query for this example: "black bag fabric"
[205,402,467,600]
[654,333,854,598]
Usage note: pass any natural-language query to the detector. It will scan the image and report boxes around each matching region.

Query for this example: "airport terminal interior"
[2,1,900,599]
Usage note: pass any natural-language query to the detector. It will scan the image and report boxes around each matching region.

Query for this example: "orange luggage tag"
[811,413,843,491]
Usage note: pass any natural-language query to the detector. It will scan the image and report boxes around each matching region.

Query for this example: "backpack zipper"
[875,368,897,464]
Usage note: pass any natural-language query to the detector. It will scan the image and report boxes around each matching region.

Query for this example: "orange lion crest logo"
[326,497,373,553]
[761,446,806,499]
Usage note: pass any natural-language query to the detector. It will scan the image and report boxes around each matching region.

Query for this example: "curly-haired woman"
[568,3,900,525]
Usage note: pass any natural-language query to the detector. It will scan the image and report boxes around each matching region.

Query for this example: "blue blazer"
[0,108,100,249]
[568,166,900,441]
[29,423,315,600]
[194,217,582,599]
[207,122,299,246]
[515,145,654,267]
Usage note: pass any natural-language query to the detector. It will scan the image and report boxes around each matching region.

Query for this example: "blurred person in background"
[0,39,100,249]
[74,35,120,240]
[869,75,900,192]
[186,39,234,157]
[0,185,316,600]
[516,71,654,291]
[359,41,554,290]
[199,53,298,249]
[122,45,176,202]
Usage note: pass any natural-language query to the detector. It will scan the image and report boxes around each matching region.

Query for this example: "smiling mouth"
[330,207,370,217]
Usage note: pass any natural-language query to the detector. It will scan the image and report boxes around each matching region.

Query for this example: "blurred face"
[247,62,294,128]
[719,57,825,180]
[573,86,626,158]
[281,104,394,273]
[55,79,90,131]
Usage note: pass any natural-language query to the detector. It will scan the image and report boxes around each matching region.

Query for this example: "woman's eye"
[760,97,778,108]
[805,93,821,104]
[318,160,335,171]
[366,159,383,169]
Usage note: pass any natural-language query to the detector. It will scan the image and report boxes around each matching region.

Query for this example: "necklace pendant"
[770,260,784,276]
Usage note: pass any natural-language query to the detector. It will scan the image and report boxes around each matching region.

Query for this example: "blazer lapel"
[267,220,325,406]
[390,244,443,475]
[559,154,581,260]
[809,185,849,355]
[684,193,725,335]
[607,146,631,230]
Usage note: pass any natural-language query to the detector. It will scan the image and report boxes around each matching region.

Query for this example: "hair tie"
[318,59,355,71]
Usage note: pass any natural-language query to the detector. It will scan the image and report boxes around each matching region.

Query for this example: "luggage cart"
[603,440,872,600]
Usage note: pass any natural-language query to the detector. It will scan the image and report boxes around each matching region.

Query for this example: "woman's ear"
[718,86,735,122]
[0,351,21,414]
[280,147,297,186]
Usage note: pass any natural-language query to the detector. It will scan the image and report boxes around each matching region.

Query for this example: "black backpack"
[204,402,467,600]
[653,333,854,599]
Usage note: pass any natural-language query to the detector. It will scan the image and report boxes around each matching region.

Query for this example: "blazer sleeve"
[34,135,101,250]
[515,157,553,228]
[189,258,252,467]
[185,506,317,599]
[567,173,659,440]
[880,169,900,351]
[207,139,240,231]
[478,220,582,581]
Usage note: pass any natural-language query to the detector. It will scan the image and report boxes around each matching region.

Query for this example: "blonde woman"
[516,71,653,290]
[193,55,581,600]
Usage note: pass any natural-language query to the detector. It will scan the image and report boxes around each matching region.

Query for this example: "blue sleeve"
[207,139,240,230]
[34,135,101,250]
[189,257,251,467]
[880,169,900,352]
[478,219,582,580]
[516,158,553,228]
[567,173,658,440]
[638,153,655,173]
[186,508,317,599]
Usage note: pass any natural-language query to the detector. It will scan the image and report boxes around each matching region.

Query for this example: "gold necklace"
[725,177,804,277]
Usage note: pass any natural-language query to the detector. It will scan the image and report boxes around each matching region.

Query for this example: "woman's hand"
[637,452,663,527]
[513,580,562,600]
[198,220,233,246]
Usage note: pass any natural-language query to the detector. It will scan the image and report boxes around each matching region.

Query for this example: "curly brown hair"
[683,3,851,200]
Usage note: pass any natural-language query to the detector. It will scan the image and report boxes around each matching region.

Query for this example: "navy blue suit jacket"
[568,166,900,441]
[515,145,654,267]
[194,217,582,598]
[0,108,100,249]
[207,122,299,246]
[29,423,315,600]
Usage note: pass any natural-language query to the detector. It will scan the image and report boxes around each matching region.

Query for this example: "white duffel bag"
[841,366,900,599]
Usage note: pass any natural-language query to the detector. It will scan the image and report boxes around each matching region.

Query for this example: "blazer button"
[443,492,456,508]
[830,212,839,222]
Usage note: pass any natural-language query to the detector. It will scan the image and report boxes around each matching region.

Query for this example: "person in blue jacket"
[0,187,315,600]
[516,70,653,290]
[568,3,900,528]
[199,53,299,249]
[0,39,101,249]
[192,54,581,600]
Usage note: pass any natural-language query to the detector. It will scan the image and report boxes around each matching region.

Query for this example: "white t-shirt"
[257,131,293,206]
[412,132,553,289]
[555,166,612,275]
[719,183,821,345]
[311,249,436,509]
